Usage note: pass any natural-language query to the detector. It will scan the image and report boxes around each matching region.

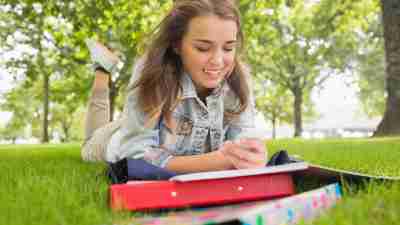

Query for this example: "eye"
[223,48,234,52]
[224,44,236,52]
[195,47,209,52]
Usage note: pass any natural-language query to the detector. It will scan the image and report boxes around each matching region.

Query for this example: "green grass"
[0,144,131,225]
[0,138,399,225]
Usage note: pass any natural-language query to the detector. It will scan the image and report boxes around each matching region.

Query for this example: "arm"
[165,150,234,174]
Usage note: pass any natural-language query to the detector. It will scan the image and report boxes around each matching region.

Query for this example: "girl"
[82,0,268,174]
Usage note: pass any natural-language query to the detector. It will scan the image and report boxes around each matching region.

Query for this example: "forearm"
[165,150,234,174]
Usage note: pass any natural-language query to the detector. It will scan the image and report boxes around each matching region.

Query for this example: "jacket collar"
[179,72,227,100]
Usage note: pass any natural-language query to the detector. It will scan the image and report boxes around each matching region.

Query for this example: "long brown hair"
[133,0,250,127]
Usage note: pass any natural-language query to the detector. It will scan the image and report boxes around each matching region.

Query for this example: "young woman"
[82,0,268,174]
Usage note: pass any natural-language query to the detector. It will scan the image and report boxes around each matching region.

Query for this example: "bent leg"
[81,119,121,162]
[81,71,114,161]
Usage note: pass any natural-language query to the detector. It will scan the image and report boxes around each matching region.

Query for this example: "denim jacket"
[106,69,256,167]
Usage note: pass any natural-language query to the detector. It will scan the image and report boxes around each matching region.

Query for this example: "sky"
[311,73,361,124]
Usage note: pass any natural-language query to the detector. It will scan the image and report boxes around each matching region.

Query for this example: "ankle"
[93,70,110,90]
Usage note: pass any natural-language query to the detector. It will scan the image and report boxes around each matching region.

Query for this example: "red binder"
[110,162,307,211]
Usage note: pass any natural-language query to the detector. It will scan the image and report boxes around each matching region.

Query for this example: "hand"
[219,138,268,169]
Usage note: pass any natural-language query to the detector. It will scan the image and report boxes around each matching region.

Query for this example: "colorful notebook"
[130,183,341,225]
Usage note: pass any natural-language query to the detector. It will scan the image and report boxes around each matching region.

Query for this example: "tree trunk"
[271,116,276,139]
[42,72,49,143]
[36,16,49,143]
[109,81,117,121]
[62,121,70,143]
[293,80,303,137]
[374,0,400,136]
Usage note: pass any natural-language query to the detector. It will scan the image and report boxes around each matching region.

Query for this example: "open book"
[169,162,308,182]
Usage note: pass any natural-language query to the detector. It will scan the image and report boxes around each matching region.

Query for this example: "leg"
[82,40,123,162]
[84,70,110,140]
[81,70,115,162]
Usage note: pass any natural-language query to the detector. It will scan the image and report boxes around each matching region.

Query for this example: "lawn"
[1,137,399,225]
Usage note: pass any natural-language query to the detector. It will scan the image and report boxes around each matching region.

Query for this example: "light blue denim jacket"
[106,69,256,167]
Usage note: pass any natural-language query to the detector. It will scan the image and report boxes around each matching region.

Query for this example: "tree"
[0,81,42,142]
[57,0,172,119]
[242,0,380,137]
[355,17,386,118]
[0,1,71,143]
[374,0,400,136]
[244,1,335,137]
[254,81,293,139]
[0,0,171,142]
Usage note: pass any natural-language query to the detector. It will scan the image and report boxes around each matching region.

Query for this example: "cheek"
[224,55,235,68]
[183,50,207,67]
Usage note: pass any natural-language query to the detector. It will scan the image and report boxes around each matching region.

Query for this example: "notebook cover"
[130,183,341,225]
[110,173,295,211]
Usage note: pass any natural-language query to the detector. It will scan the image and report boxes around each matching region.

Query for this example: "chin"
[204,80,223,89]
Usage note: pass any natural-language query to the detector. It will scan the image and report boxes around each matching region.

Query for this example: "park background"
[1,0,399,143]
[0,0,400,225]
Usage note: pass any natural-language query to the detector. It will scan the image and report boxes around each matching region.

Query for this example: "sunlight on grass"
[268,137,400,176]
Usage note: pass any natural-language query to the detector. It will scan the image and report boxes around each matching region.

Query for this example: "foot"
[85,39,123,79]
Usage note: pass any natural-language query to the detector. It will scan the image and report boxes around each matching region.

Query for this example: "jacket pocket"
[160,113,193,155]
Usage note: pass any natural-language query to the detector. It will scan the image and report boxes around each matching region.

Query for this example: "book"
[170,162,308,182]
[269,150,400,185]
[131,183,342,225]
[295,163,400,185]
[110,162,308,211]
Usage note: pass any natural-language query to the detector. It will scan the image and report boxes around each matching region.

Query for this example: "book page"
[170,162,308,182]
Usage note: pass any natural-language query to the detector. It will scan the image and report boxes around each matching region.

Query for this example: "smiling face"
[177,15,238,97]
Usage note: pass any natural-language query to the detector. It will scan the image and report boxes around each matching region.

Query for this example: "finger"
[224,146,267,169]
[220,141,234,154]
[233,158,255,169]
[239,139,266,153]
[223,150,250,169]
[227,145,263,164]
[231,155,264,169]
[224,140,267,165]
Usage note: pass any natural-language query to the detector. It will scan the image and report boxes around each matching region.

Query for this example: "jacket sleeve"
[105,59,173,167]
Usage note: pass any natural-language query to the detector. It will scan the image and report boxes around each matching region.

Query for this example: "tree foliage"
[241,0,379,137]
[0,0,393,142]
[0,0,170,142]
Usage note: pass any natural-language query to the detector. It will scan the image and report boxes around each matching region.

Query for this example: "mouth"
[203,69,222,77]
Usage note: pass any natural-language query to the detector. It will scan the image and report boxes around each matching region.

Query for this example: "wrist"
[213,150,234,170]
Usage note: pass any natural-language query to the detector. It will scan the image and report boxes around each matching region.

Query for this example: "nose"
[209,49,224,66]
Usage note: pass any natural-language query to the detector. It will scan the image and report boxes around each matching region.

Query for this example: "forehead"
[184,15,238,42]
